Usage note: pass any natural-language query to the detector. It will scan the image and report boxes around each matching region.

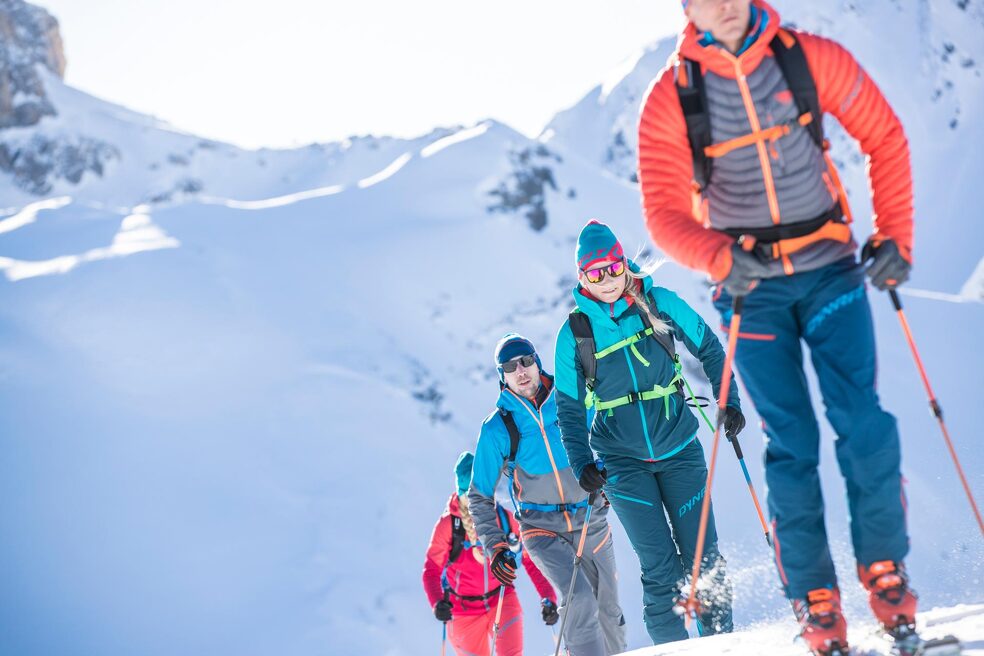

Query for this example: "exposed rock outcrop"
[0,0,65,130]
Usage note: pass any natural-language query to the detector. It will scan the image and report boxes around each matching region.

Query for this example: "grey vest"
[702,55,856,275]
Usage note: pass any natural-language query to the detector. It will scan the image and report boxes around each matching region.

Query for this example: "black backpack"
[449,503,513,563]
[448,409,523,563]
[676,29,823,191]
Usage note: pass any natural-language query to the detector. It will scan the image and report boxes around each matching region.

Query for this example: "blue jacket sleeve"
[467,415,510,552]
[554,320,595,479]
[653,288,740,409]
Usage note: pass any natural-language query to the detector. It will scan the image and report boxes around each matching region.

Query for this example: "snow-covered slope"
[619,604,984,655]
[0,1,982,655]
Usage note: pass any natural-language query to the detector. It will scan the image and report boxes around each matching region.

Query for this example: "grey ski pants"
[524,519,627,656]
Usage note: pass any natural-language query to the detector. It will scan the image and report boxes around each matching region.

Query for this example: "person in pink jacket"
[423,451,559,656]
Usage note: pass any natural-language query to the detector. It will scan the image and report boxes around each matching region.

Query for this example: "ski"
[882,624,963,656]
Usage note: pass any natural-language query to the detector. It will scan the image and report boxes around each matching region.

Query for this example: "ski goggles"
[582,260,626,284]
[500,354,537,373]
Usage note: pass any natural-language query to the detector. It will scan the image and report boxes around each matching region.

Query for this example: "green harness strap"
[594,328,656,360]
[585,330,655,410]
[588,358,685,420]
[682,374,717,435]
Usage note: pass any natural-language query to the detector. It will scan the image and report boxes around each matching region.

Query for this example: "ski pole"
[888,290,984,538]
[682,295,744,628]
[684,374,771,548]
[489,584,507,656]
[550,624,570,656]
[554,488,599,656]
[441,619,447,656]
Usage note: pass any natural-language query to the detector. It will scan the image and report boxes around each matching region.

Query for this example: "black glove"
[434,598,453,622]
[722,242,772,296]
[718,405,745,439]
[578,463,608,493]
[490,548,518,586]
[861,238,911,291]
[541,599,560,626]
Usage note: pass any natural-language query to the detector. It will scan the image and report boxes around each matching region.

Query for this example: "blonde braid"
[624,277,671,335]
[457,494,480,543]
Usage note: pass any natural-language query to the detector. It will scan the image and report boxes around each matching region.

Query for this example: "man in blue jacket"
[468,334,627,656]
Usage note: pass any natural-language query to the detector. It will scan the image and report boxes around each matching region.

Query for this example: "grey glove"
[861,238,911,291]
[722,242,772,296]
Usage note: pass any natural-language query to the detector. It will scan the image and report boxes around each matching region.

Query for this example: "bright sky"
[36,1,683,150]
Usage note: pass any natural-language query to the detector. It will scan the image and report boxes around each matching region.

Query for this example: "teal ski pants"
[602,439,733,645]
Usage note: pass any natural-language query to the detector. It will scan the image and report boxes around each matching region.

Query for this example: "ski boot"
[793,587,850,656]
[858,562,960,654]
[858,560,918,632]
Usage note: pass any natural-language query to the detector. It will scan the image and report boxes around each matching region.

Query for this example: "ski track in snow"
[0,209,178,281]
[0,196,71,235]
[420,121,491,158]
[200,185,346,210]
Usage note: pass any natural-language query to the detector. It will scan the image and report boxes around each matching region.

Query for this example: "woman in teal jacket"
[555,220,745,645]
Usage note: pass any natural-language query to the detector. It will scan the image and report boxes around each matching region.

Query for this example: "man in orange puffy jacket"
[638,2,916,654]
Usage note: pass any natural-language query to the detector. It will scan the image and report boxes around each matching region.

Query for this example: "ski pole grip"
[732,295,744,315]
[889,289,902,311]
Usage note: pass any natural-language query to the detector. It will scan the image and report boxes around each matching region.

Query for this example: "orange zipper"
[506,388,574,532]
[723,52,782,226]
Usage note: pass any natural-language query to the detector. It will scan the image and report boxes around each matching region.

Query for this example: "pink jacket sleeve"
[523,553,558,604]
[422,514,451,608]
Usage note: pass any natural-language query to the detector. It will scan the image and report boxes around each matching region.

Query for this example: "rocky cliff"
[0,0,65,129]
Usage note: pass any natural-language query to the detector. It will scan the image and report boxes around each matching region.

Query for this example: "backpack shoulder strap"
[675,57,713,190]
[495,503,519,547]
[638,291,678,362]
[770,29,825,149]
[498,408,522,465]
[568,310,597,391]
[495,504,511,533]
[448,515,465,563]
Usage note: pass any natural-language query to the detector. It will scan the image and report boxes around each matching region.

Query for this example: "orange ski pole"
[682,296,744,627]
[889,290,984,538]
[489,585,507,656]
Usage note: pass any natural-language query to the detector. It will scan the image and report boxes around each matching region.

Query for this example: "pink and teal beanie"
[575,220,624,271]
